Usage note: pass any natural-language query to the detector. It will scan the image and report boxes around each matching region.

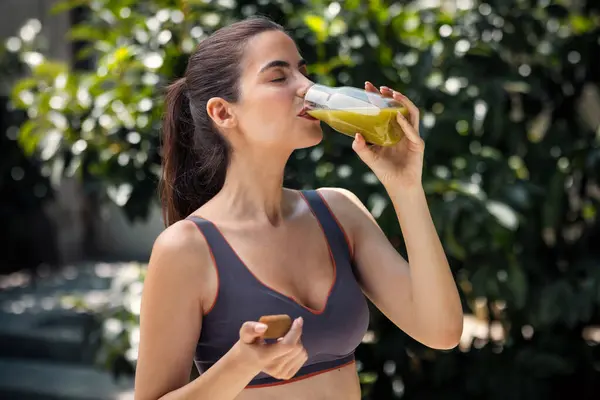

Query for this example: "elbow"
[423,315,464,350]
[423,330,462,350]
[428,331,462,350]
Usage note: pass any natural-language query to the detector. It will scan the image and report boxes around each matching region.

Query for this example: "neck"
[213,146,292,226]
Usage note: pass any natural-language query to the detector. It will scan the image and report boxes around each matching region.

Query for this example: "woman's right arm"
[134,221,260,400]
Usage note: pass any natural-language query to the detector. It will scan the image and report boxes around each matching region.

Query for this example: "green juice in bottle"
[307,107,408,146]
[304,85,409,146]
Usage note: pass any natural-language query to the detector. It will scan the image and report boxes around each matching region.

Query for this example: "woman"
[134,16,463,400]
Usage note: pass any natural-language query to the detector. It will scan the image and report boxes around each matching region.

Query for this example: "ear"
[206,97,237,129]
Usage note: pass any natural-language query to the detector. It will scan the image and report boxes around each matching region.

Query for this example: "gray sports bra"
[188,190,370,388]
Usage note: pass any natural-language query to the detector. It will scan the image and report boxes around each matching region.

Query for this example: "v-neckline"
[199,191,338,315]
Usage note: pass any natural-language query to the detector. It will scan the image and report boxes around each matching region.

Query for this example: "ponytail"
[159,77,230,227]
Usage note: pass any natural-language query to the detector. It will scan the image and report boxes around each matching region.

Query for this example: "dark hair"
[160,16,284,226]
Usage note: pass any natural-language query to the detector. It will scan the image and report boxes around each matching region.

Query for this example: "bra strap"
[186,215,252,284]
[301,190,352,261]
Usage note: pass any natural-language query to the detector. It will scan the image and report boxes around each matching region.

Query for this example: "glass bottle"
[304,84,409,146]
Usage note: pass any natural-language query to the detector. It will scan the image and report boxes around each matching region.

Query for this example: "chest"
[193,210,370,369]
[216,218,335,313]
[200,253,370,361]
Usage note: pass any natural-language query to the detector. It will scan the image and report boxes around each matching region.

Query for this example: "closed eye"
[271,77,287,83]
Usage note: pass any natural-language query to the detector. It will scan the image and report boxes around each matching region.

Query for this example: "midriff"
[236,361,361,400]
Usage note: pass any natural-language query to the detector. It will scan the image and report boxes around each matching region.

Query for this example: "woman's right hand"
[236,317,308,380]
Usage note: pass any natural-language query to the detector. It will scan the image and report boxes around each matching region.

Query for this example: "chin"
[295,127,324,149]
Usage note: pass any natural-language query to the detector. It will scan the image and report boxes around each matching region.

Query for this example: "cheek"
[240,89,295,134]
[263,88,294,111]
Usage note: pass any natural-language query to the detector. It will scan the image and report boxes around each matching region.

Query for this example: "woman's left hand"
[352,81,425,189]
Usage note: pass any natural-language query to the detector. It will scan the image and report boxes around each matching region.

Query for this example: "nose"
[297,77,314,99]
[298,85,309,99]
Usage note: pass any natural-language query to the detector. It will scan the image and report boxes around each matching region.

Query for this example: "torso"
[197,191,335,315]
[190,188,369,397]
[234,362,361,400]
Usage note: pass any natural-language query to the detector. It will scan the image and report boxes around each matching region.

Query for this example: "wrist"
[384,181,425,201]
[230,341,263,376]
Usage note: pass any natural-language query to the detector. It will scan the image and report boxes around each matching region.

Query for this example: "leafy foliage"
[6,0,600,398]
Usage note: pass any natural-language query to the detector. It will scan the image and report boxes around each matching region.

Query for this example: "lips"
[297,106,318,121]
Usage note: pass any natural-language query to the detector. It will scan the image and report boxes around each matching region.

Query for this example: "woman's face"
[231,30,323,150]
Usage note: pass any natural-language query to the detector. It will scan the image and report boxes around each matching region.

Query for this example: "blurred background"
[0,0,599,399]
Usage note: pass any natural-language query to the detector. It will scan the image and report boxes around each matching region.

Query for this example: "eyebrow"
[259,59,307,74]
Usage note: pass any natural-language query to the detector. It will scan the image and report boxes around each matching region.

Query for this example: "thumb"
[279,317,303,345]
[352,133,376,165]
[239,321,268,344]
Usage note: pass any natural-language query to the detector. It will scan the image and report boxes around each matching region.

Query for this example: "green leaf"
[304,14,327,42]
[359,371,378,384]
[32,61,69,80]
[50,0,87,15]
[16,120,39,155]
[569,14,595,34]
[344,0,361,10]
[10,78,38,108]
[69,25,106,42]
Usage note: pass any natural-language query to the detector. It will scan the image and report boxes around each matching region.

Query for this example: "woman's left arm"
[321,82,463,350]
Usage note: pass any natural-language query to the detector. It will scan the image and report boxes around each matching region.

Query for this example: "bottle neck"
[304,84,334,109]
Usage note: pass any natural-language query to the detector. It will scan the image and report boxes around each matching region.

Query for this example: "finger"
[263,335,302,360]
[391,91,420,130]
[267,339,303,363]
[365,81,390,107]
[262,346,302,378]
[391,90,419,118]
[396,112,424,151]
[239,321,268,344]
[379,86,394,98]
[352,133,378,164]
[281,348,309,380]
[279,317,303,346]
[266,346,305,380]
[364,81,379,93]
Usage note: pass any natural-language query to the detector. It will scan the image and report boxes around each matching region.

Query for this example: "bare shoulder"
[145,219,216,311]
[313,187,380,256]
[315,187,375,223]
[150,219,210,273]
